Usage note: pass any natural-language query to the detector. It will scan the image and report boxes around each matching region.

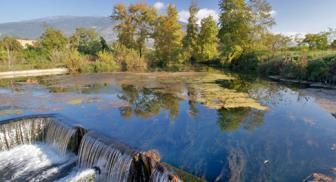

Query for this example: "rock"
[308,173,334,182]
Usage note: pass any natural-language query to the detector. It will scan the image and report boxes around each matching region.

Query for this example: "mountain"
[0,16,187,43]
[0,16,117,42]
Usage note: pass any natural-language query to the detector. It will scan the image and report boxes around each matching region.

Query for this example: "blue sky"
[0,0,335,35]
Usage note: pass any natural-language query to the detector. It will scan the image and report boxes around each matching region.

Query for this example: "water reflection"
[0,72,335,181]
[119,85,180,120]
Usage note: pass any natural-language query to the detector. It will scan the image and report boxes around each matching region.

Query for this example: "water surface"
[0,71,335,181]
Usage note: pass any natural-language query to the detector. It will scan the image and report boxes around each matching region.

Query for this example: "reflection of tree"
[119,85,180,120]
[217,107,265,132]
[187,86,199,117]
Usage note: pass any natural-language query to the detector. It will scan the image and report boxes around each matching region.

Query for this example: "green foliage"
[65,49,84,73]
[153,4,183,66]
[112,43,147,71]
[70,28,107,55]
[218,0,252,63]
[196,16,219,62]
[0,36,23,51]
[182,1,199,61]
[38,27,68,52]
[230,52,260,72]
[331,40,336,49]
[112,3,157,57]
[94,51,119,72]
[303,33,329,50]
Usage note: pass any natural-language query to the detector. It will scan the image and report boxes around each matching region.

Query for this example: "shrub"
[230,52,259,72]
[93,51,119,72]
[65,49,84,73]
[112,43,147,71]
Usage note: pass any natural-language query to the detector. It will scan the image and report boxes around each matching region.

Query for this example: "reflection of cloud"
[178,8,219,25]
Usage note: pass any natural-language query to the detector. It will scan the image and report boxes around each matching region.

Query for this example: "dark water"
[0,72,336,181]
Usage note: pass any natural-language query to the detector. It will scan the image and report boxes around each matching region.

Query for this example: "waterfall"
[0,117,76,154]
[45,119,76,154]
[78,133,133,181]
[0,116,184,181]
[0,118,48,151]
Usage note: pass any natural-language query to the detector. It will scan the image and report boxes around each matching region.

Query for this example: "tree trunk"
[6,48,10,70]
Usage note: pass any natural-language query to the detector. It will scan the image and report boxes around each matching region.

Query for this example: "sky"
[0,0,335,35]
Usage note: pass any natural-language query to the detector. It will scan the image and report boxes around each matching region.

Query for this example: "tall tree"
[129,3,157,57]
[0,36,22,69]
[218,0,252,63]
[249,0,275,49]
[153,4,183,66]
[182,0,199,61]
[197,16,219,61]
[112,3,135,49]
[112,3,157,57]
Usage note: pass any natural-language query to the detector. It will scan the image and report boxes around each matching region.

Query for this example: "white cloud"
[178,8,219,25]
[153,2,165,11]
[270,10,277,17]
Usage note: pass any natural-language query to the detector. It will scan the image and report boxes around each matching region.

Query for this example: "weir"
[0,115,188,182]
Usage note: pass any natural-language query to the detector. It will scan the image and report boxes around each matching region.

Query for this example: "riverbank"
[0,68,68,79]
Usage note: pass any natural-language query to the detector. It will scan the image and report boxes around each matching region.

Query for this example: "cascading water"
[0,116,184,182]
[0,117,76,154]
[45,119,76,154]
[0,118,47,151]
[78,133,134,181]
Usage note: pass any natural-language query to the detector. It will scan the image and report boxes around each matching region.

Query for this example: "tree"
[331,40,336,49]
[249,0,275,36]
[70,28,106,55]
[112,3,157,57]
[263,33,291,56]
[153,4,183,66]
[38,27,68,52]
[182,0,199,61]
[112,4,135,49]
[303,33,329,50]
[218,0,252,63]
[197,16,219,61]
[0,36,22,68]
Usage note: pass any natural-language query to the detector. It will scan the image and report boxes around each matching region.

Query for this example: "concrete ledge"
[0,68,68,79]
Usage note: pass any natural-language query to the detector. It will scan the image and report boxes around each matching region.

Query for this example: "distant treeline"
[0,0,336,83]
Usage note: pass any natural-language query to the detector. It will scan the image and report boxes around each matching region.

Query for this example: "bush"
[65,49,85,73]
[230,52,259,72]
[93,51,119,72]
[112,43,147,71]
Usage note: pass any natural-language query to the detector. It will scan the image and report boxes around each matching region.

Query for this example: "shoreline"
[0,68,68,79]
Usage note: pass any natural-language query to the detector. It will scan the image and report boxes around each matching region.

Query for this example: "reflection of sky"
[0,75,336,181]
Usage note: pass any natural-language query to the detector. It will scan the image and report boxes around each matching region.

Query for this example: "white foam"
[56,169,96,182]
[0,143,74,181]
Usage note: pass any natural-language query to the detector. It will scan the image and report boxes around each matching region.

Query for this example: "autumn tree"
[197,16,219,61]
[153,4,183,66]
[38,27,68,52]
[112,4,135,49]
[112,3,157,57]
[182,0,199,61]
[0,36,22,68]
[218,0,252,63]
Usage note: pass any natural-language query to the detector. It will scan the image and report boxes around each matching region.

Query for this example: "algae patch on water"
[48,72,267,111]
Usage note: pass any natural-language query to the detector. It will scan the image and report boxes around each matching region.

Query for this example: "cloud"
[153,2,165,11]
[270,10,277,17]
[178,8,219,25]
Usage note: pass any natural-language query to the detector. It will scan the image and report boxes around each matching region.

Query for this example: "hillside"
[0,16,117,42]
